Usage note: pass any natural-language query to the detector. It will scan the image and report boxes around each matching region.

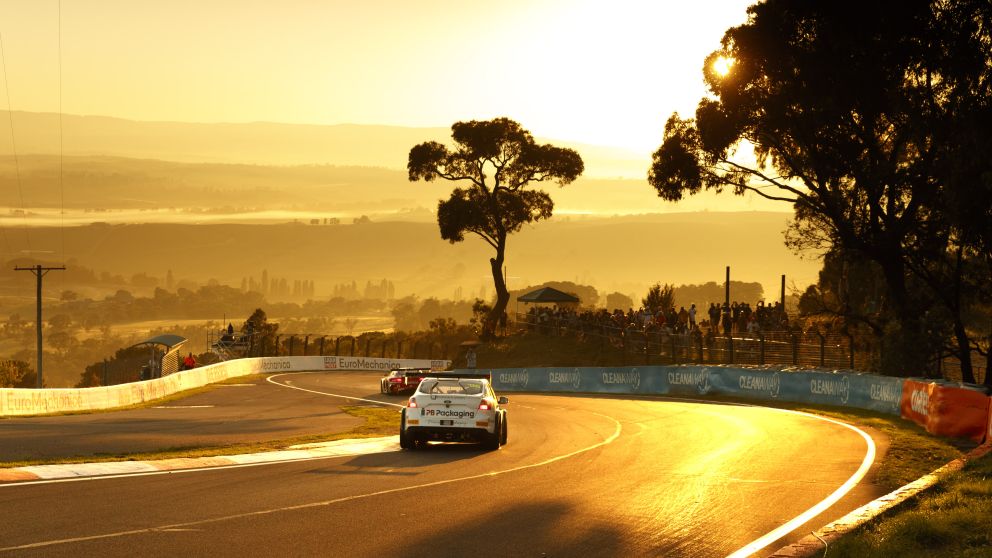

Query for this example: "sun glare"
[713,55,734,77]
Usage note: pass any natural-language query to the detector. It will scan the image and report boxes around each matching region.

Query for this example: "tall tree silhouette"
[647,0,992,378]
[409,118,583,337]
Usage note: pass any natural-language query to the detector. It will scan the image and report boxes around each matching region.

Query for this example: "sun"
[712,55,735,77]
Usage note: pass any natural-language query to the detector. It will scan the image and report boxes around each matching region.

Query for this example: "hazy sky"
[0,0,754,155]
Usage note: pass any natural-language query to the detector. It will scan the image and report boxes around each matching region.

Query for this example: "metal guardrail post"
[289,336,295,356]
[319,336,325,356]
[398,340,404,358]
[672,335,679,365]
[696,333,703,363]
[792,334,799,365]
[645,333,650,366]
[364,338,371,358]
[847,332,855,369]
[759,334,765,365]
[621,333,626,367]
[818,332,825,367]
[275,335,281,356]
[350,337,356,356]
[304,335,310,356]
[728,336,734,364]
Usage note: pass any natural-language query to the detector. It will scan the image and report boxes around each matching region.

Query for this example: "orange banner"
[986,397,992,445]
[899,380,933,429]
[901,381,990,442]
[930,385,988,441]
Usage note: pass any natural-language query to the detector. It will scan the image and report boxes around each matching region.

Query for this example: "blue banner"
[464,365,904,416]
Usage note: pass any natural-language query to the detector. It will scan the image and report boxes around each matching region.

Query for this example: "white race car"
[399,373,508,450]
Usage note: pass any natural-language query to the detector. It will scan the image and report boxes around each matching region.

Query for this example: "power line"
[0,31,31,254]
[58,0,66,267]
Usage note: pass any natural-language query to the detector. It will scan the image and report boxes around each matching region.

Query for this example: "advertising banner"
[927,383,990,442]
[987,398,992,445]
[900,379,989,441]
[483,365,905,416]
[900,379,933,428]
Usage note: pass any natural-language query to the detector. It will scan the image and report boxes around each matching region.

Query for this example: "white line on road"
[724,407,876,558]
[0,411,622,553]
[266,373,406,408]
[150,405,215,409]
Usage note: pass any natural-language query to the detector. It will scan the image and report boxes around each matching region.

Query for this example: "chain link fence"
[514,312,888,372]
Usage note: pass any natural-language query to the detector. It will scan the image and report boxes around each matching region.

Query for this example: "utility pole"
[725,266,730,306]
[14,264,66,389]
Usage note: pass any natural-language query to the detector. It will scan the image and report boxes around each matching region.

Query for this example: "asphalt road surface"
[0,371,888,557]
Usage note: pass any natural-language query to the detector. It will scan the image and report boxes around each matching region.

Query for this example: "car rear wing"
[408,371,492,381]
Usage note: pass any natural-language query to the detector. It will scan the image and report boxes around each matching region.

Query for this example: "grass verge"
[826,449,992,558]
[0,405,399,469]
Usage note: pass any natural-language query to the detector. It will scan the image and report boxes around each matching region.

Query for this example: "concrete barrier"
[473,365,906,416]
[0,356,449,417]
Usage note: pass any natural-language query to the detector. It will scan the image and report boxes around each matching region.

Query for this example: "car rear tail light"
[478,399,492,411]
[408,398,418,408]
[389,378,403,383]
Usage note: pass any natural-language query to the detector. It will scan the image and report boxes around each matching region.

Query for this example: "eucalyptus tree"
[647,0,992,376]
[409,118,583,337]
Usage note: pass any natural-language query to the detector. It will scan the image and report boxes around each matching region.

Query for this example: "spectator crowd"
[522,300,790,338]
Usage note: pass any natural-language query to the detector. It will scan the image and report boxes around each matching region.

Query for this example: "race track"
[0,371,886,557]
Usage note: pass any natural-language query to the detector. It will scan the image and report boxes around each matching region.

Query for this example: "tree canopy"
[648,0,992,380]
[409,118,583,336]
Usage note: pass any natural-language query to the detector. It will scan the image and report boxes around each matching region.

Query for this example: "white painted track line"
[724,407,876,558]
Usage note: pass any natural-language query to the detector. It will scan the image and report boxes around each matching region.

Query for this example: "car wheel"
[399,410,414,450]
[484,413,501,451]
[500,412,508,446]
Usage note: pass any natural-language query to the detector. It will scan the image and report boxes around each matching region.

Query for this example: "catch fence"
[515,312,876,371]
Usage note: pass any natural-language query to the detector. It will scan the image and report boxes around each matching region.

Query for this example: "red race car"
[380,367,430,395]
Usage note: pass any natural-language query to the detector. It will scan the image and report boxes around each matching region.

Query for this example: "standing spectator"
[466,347,477,369]
[688,304,697,328]
[709,303,720,332]
[722,302,732,335]
[183,352,196,370]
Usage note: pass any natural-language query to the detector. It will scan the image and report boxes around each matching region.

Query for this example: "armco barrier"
[475,365,905,416]
[900,379,990,442]
[0,355,449,417]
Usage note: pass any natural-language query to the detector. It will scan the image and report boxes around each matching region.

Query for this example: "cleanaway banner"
[1,355,449,416]
[488,367,664,395]
[473,365,904,416]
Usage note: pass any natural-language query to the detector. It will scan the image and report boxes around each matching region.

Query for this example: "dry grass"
[828,451,992,557]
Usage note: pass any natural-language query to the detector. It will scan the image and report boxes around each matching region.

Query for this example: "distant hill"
[1,214,820,305]
[0,154,786,221]
[0,110,649,178]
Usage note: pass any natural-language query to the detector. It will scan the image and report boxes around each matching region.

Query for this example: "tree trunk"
[486,238,509,338]
[875,250,930,377]
[953,317,975,384]
[986,334,991,388]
